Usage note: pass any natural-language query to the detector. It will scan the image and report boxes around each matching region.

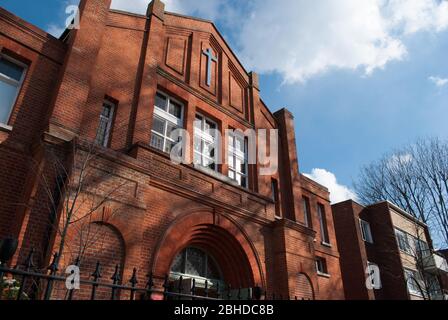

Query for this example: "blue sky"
[1,0,447,202]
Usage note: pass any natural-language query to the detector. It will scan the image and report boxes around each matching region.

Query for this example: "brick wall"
[0,0,344,300]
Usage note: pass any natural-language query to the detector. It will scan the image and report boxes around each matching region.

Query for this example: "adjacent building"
[0,0,344,299]
[332,200,448,300]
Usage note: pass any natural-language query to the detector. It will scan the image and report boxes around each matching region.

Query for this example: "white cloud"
[47,24,65,37]
[429,75,448,87]
[111,0,227,20]
[304,168,357,204]
[110,0,448,84]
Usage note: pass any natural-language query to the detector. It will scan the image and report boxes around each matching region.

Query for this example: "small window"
[194,114,218,171]
[359,219,373,243]
[228,132,248,187]
[414,238,430,258]
[150,92,184,153]
[302,197,312,228]
[271,178,280,218]
[395,229,411,254]
[0,55,26,125]
[315,257,328,275]
[404,268,423,296]
[317,204,330,244]
[95,100,115,147]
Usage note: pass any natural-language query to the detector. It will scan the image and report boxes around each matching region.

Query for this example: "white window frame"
[414,237,430,258]
[227,131,248,188]
[95,100,115,147]
[303,197,311,228]
[359,219,374,244]
[0,54,27,127]
[404,268,423,296]
[317,204,330,245]
[395,228,412,254]
[194,113,218,171]
[315,257,329,276]
[150,91,184,153]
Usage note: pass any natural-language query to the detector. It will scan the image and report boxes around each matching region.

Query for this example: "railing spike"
[91,261,102,280]
[111,264,121,283]
[48,252,59,273]
[130,268,138,287]
[191,278,196,299]
[204,280,209,298]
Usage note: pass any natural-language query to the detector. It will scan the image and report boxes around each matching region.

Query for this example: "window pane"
[150,134,164,151]
[185,248,205,277]
[0,80,19,124]
[235,158,242,173]
[169,100,182,118]
[152,116,165,135]
[0,58,24,81]
[166,122,179,138]
[96,118,108,146]
[193,152,201,165]
[205,119,216,131]
[155,93,167,110]
[236,136,244,152]
[241,175,247,187]
[318,204,330,243]
[239,159,246,174]
[194,136,202,152]
[164,140,175,153]
[228,155,234,169]
[171,251,184,273]
[228,170,235,179]
[101,104,112,117]
[228,134,234,147]
[204,142,215,158]
[194,115,202,129]
[206,257,221,280]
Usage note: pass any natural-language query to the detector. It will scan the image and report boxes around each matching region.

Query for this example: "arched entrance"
[170,246,224,297]
[152,211,264,296]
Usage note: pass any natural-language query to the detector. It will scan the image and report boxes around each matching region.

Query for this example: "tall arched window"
[170,247,224,296]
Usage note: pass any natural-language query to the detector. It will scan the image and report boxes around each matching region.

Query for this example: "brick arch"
[152,210,264,289]
[295,273,315,300]
[70,222,126,299]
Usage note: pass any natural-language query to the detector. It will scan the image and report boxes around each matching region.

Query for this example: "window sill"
[0,123,13,132]
[321,241,332,248]
[193,164,248,190]
[317,272,331,278]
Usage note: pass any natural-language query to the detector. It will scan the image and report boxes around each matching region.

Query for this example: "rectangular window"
[404,269,423,296]
[150,92,184,153]
[317,204,330,244]
[414,238,430,258]
[395,229,411,254]
[302,197,312,228]
[315,257,328,275]
[228,132,248,187]
[359,219,373,243]
[95,100,115,147]
[271,178,280,218]
[0,54,26,125]
[194,114,218,171]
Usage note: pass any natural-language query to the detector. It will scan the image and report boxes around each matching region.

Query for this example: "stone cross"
[202,48,218,87]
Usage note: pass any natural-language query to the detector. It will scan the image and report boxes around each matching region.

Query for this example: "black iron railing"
[1,248,294,301]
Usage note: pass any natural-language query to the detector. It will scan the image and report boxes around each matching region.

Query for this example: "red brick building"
[0,0,344,299]
[332,200,448,300]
